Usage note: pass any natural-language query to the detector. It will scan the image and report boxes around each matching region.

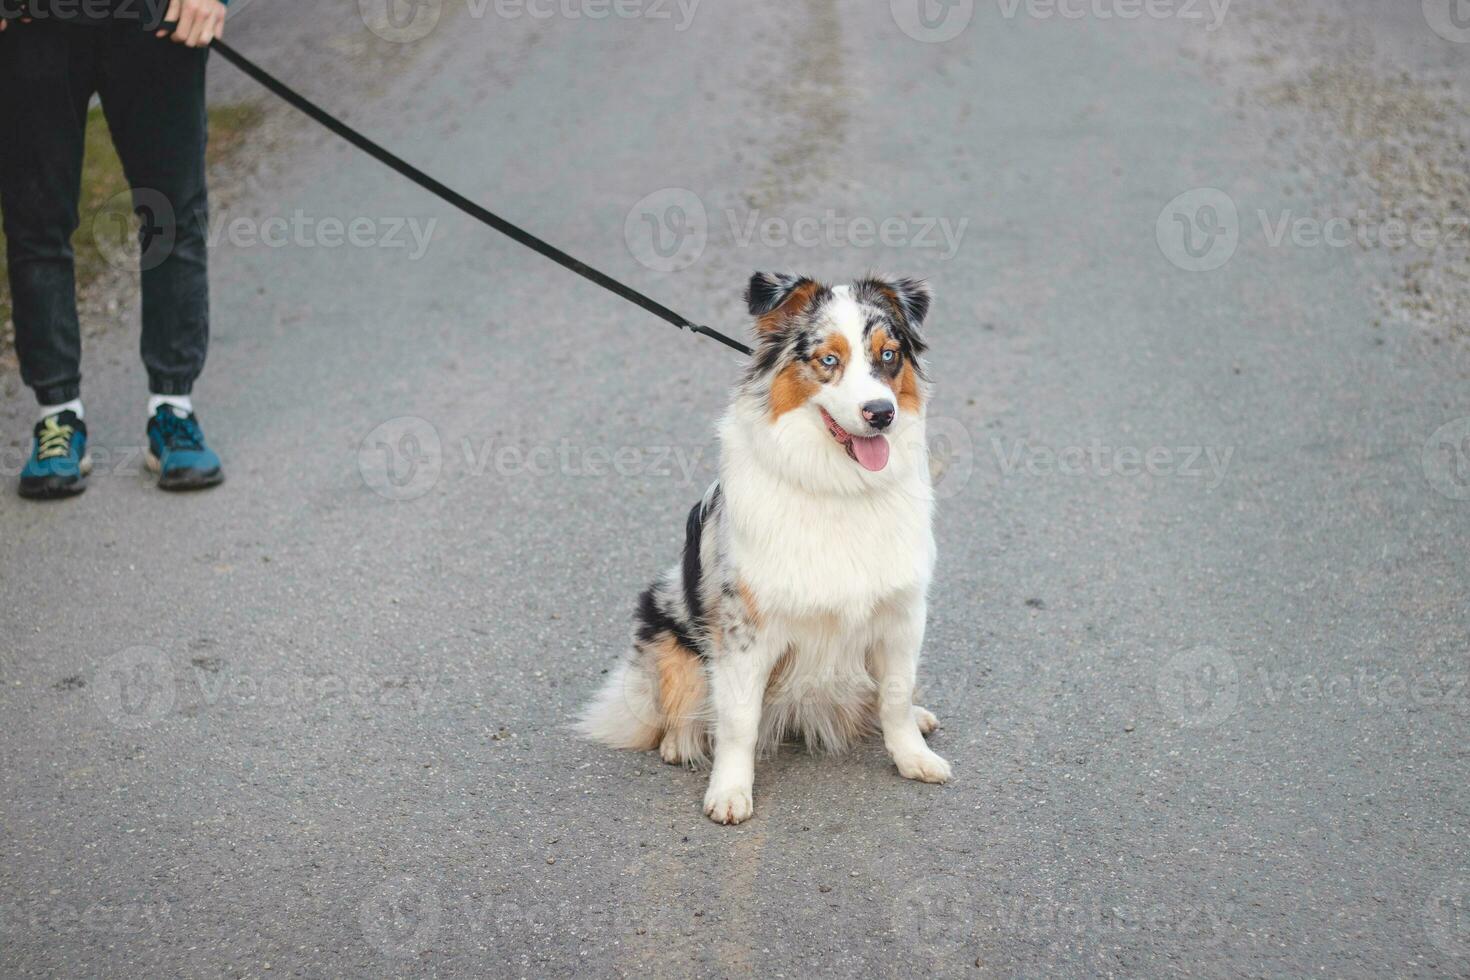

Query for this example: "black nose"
[861,399,896,430]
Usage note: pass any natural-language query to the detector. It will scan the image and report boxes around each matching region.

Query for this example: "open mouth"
[819,408,890,472]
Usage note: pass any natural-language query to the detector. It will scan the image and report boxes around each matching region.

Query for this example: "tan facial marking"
[770,332,851,420]
[811,333,850,380]
[770,361,817,420]
[868,328,895,362]
[868,327,922,414]
[893,361,922,415]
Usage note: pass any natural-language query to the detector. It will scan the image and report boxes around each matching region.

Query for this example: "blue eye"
[881,349,897,363]
[820,354,839,367]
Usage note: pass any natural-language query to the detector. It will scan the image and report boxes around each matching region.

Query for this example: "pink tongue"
[850,434,890,472]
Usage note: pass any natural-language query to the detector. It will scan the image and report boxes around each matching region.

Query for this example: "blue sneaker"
[19,410,91,499]
[146,406,224,491]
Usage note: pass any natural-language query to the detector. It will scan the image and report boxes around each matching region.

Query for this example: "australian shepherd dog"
[579,272,948,824]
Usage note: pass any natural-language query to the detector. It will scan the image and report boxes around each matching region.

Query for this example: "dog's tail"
[576,659,662,751]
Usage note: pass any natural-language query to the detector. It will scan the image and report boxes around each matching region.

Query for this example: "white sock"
[148,394,193,417]
[39,399,84,422]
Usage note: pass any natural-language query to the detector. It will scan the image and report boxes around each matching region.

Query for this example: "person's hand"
[0,15,33,32]
[156,0,226,47]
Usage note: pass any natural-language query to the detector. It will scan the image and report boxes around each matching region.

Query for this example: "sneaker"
[146,406,224,491]
[19,411,91,499]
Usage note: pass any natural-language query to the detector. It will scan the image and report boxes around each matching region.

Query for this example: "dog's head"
[733,272,932,491]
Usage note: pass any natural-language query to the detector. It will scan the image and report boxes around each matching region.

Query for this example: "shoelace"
[36,418,76,461]
[156,411,204,452]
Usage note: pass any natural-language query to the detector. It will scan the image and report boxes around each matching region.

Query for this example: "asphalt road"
[3,1,1469,977]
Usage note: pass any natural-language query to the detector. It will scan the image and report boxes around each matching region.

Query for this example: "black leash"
[210,39,753,357]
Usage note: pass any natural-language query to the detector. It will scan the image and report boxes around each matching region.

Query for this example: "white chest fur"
[720,446,936,621]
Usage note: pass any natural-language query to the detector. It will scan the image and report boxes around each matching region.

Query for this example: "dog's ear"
[888,276,931,330]
[746,272,821,330]
[746,272,804,316]
[855,275,931,333]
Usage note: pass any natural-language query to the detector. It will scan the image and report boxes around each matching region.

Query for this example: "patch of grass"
[205,103,264,167]
[1,103,263,355]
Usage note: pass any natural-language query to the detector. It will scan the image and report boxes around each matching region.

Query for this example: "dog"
[578,272,948,824]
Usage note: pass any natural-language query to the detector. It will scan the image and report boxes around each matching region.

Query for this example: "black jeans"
[0,17,210,405]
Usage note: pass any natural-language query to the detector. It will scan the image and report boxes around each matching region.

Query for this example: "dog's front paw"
[912,705,940,735]
[703,783,754,824]
[893,746,952,784]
